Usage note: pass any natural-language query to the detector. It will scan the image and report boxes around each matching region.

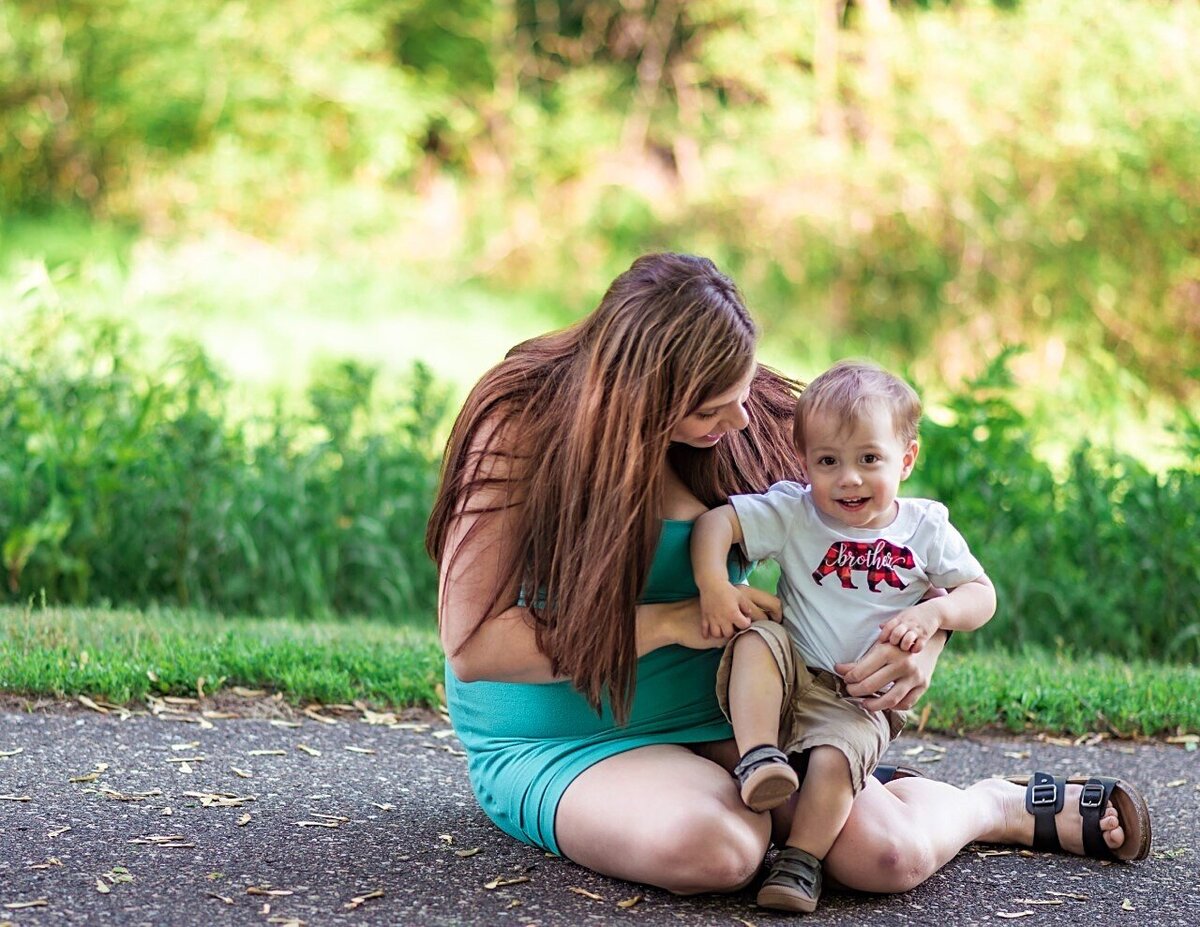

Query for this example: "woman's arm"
[439,427,724,682]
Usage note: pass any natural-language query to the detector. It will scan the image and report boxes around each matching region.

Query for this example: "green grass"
[0,605,443,708]
[2,605,1197,738]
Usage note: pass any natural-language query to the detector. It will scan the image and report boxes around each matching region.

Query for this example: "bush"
[910,352,1200,662]
[0,311,446,620]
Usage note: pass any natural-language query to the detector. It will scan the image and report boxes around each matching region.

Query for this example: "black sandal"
[733,744,799,812]
[1006,770,1152,862]
[757,846,823,913]
[872,763,926,785]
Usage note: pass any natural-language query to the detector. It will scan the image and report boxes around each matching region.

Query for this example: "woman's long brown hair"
[426,253,802,723]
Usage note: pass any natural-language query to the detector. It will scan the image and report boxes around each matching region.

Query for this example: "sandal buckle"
[1030,783,1058,806]
[1079,783,1105,808]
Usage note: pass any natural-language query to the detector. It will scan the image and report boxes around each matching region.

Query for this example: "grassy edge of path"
[1,605,1197,739]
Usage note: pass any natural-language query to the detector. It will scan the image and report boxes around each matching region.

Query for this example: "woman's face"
[669,367,755,448]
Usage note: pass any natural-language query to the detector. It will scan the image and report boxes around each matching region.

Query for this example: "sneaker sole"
[757,884,818,913]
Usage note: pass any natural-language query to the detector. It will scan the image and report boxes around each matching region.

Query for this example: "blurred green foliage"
[2,0,1196,403]
[909,350,1200,663]
[0,307,446,620]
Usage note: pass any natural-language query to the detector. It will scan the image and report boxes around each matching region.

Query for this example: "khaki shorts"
[715,620,907,796]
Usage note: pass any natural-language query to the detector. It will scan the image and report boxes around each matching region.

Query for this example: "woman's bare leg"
[809,777,1127,893]
[556,743,771,895]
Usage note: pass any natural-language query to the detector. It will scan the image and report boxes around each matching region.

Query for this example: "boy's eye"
[817,456,836,466]
[862,454,880,464]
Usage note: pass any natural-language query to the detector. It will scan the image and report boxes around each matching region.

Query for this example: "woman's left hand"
[833,630,948,711]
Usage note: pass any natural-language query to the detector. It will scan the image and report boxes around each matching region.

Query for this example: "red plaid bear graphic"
[811,539,916,592]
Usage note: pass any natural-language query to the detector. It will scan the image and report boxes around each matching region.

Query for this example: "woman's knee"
[654,806,768,895]
[831,788,935,892]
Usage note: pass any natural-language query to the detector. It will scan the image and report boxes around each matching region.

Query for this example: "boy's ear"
[797,453,810,484]
[900,440,919,480]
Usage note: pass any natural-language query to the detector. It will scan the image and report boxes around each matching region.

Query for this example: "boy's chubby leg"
[756,745,853,913]
[719,625,800,812]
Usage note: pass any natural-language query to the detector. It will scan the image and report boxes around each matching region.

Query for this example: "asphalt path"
[0,699,1197,927]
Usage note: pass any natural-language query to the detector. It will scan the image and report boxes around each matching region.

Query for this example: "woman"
[425,253,1150,896]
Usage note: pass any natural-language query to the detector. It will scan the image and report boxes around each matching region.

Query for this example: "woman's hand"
[834,630,948,711]
[638,587,781,652]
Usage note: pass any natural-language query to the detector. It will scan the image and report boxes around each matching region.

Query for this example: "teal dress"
[445,519,748,855]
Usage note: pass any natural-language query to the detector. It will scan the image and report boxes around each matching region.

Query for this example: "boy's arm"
[691,504,745,591]
[920,573,996,632]
[878,573,996,651]
[691,505,754,637]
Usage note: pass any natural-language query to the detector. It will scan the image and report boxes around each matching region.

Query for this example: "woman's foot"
[975,777,1127,856]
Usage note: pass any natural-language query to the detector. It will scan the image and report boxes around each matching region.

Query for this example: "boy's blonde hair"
[793,360,922,452]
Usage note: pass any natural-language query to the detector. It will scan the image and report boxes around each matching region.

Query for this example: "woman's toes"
[1101,806,1125,850]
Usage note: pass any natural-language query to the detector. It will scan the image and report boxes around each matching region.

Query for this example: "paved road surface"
[0,700,1196,926]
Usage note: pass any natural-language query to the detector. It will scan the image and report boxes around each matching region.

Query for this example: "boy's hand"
[698,582,753,640]
[877,604,941,653]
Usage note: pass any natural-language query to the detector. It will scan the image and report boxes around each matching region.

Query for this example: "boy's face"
[798,404,918,530]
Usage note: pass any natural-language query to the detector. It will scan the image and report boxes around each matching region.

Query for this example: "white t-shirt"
[731,481,984,673]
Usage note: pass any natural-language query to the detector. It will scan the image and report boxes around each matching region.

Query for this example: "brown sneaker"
[756,846,823,913]
[733,744,799,812]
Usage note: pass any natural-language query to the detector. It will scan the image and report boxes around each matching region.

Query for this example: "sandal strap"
[1024,771,1066,852]
[765,847,822,894]
[733,744,789,785]
[1079,776,1118,861]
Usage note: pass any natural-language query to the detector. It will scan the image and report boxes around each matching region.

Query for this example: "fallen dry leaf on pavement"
[78,695,108,714]
[996,913,1034,920]
[249,750,288,757]
[183,791,256,807]
[976,849,1013,858]
[1013,898,1064,905]
[0,795,31,802]
[127,834,195,848]
[1165,779,1186,787]
[0,749,23,758]
[345,746,376,754]
[484,876,530,889]
[87,786,162,801]
[303,708,337,725]
[344,889,384,910]
[95,878,110,894]
[616,895,642,909]
[238,814,251,826]
[1045,891,1088,900]
[47,826,71,838]
[568,887,602,900]
[246,887,294,897]
[1122,899,1135,911]
[455,848,480,858]
[4,899,49,909]
[69,763,110,783]
[296,744,321,757]
[231,767,253,778]
[294,820,339,828]
[207,892,234,904]
[28,858,62,870]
